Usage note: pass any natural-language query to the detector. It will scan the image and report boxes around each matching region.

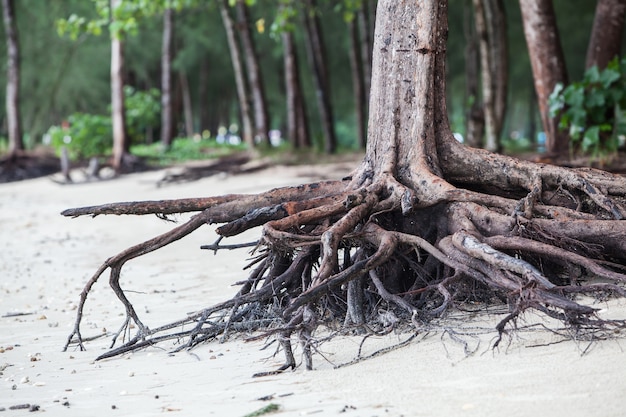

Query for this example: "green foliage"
[46,113,113,160]
[46,87,161,160]
[549,57,626,158]
[57,0,201,40]
[121,86,161,143]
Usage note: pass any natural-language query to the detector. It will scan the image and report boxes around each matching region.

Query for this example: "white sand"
[1,162,625,416]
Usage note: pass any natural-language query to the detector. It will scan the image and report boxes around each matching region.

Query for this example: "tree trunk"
[348,16,366,149]
[1,0,23,157]
[219,0,254,147]
[198,55,210,135]
[235,0,270,146]
[282,27,311,148]
[110,0,128,173]
[519,0,569,157]
[161,6,175,148]
[179,71,194,138]
[463,0,484,148]
[472,0,507,152]
[62,0,626,370]
[585,0,626,70]
[303,0,337,154]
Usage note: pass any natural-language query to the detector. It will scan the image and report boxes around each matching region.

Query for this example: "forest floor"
[1,157,626,416]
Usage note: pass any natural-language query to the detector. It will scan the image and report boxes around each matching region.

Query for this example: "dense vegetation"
[0,0,609,159]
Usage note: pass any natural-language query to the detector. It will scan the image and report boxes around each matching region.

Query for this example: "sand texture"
[1,162,625,416]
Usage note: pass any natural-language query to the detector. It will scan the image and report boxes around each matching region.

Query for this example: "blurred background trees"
[0,0,625,170]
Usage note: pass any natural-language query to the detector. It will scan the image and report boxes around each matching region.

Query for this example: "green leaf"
[586,88,605,108]
[599,66,620,88]
[582,126,600,152]
[583,65,600,84]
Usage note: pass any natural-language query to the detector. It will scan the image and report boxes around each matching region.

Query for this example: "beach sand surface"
[1,161,625,416]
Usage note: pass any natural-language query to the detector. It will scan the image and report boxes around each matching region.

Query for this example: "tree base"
[60,146,626,371]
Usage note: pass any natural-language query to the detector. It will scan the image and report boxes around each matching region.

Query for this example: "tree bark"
[161,6,175,148]
[519,0,569,157]
[110,0,128,173]
[236,0,270,146]
[219,0,254,147]
[1,0,23,157]
[282,26,311,148]
[585,0,626,70]
[303,0,337,154]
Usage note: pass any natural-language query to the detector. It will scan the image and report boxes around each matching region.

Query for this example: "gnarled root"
[62,158,626,370]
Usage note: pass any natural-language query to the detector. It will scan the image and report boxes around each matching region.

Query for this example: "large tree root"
[62,151,626,370]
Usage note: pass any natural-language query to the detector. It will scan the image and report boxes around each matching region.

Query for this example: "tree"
[472,0,507,152]
[1,0,23,157]
[109,0,130,172]
[63,0,626,370]
[161,5,175,148]
[236,0,270,146]
[279,2,311,149]
[519,0,569,156]
[219,0,254,147]
[346,3,367,149]
[303,0,337,154]
[585,0,626,71]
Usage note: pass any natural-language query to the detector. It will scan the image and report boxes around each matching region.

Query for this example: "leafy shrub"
[549,57,626,158]
[46,113,112,160]
[122,86,160,144]
[45,87,160,161]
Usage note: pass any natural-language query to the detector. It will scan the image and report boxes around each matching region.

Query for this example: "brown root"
[61,150,626,371]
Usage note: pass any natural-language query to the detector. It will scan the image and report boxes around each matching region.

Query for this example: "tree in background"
[519,0,569,156]
[1,0,23,158]
[472,0,507,152]
[219,0,254,147]
[236,0,270,146]
[277,1,311,149]
[303,0,337,154]
[344,0,372,150]
[585,0,626,71]
[161,4,175,148]
[109,0,130,172]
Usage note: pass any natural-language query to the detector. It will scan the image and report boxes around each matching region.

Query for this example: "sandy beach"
[1,160,625,416]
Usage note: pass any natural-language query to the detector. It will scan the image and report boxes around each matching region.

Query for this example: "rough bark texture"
[2,0,23,157]
[160,7,175,148]
[519,0,569,156]
[63,0,626,371]
[585,0,626,70]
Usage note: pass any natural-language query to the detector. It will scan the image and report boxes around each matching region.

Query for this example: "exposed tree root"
[61,0,626,371]
[62,149,626,370]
